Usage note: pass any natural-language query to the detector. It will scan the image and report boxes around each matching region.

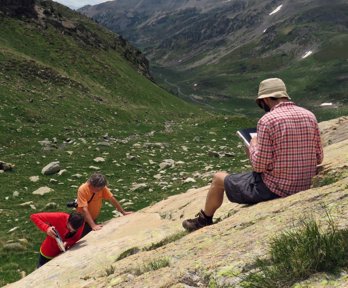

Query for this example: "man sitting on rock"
[77,172,132,237]
[182,78,324,232]
[30,211,85,267]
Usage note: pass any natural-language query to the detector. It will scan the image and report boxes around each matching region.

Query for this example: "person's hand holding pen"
[46,226,58,238]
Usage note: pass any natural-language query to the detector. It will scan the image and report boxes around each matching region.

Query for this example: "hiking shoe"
[182,210,213,232]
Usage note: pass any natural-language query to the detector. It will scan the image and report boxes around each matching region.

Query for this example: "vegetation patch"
[104,265,115,276]
[312,171,344,188]
[115,247,141,262]
[144,231,188,251]
[132,257,170,276]
[241,217,348,288]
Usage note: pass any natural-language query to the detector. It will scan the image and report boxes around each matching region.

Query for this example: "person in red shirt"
[76,173,132,237]
[30,211,84,267]
[182,78,323,232]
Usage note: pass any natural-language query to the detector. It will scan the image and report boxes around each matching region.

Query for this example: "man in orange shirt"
[77,173,132,237]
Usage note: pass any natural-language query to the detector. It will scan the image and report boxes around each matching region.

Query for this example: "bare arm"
[81,206,102,230]
[108,196,132,215]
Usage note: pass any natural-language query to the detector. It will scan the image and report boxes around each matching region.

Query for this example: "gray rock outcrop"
[41,161,60,175]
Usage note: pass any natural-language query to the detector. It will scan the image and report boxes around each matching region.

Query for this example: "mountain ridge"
[80,0,348,118]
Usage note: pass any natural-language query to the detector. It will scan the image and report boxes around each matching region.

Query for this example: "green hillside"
[0,1,254,285]
[152,19,348,121]
[0,1,197,148]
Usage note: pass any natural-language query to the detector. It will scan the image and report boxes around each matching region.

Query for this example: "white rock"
[32,186,53,196]
[13,191,20,197]
[58,169,67,176]
[89,166,101,170]
[320,102,333,107]
[19,201,33,207]
[72,173,83,178]
[29,176,40,182]
[94,157,105,163]
[302,51,313,59]
[183,177,196,183]
[45,202,57,209]
[130,183,148,192]
[9,227,19,233]
[123,201,134,206]
[159,159,175,170]
[269,4,283,15]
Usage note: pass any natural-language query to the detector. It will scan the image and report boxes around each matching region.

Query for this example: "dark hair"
[68,212,84,230]
[88,172,107,188]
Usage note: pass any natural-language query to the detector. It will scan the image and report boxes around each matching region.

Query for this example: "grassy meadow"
[0,2,257,285]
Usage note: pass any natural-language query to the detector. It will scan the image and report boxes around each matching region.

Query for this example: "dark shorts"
[224,172,280,204]
[37,253,51,268]
[81,222,92,238]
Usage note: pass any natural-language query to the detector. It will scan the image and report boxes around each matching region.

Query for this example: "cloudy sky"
[53,0,110,10]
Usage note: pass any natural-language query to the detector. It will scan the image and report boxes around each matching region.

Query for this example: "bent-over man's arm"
[80,206,102,230]
[108,196,132,215]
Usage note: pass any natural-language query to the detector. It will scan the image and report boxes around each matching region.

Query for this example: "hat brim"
[256,91,291,106]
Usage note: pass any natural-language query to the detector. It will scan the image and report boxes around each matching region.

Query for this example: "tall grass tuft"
[242,217,348,288]
[132,257,170,276]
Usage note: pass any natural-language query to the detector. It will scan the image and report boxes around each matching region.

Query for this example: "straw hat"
[256,78,291,106]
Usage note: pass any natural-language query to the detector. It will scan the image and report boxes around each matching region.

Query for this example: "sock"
[201,210,213,222]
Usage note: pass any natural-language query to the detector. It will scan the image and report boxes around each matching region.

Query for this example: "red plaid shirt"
[249,102,323,197]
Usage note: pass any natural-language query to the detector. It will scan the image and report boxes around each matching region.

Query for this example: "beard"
[259,100,271,113]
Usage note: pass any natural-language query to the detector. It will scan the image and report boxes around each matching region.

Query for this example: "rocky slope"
[6,117,348,288]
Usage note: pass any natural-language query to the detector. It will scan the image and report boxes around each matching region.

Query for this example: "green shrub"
[133,257,170,275]
[242,217,348,288]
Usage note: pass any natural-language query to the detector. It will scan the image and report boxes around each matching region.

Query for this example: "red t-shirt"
[30,212,83,258]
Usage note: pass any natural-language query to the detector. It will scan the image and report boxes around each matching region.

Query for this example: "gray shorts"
[224,172,280,204]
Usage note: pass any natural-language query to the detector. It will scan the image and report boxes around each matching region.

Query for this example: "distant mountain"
[80,0,348,117]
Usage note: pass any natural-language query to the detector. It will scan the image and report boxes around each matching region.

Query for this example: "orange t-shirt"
[76,183,113,220]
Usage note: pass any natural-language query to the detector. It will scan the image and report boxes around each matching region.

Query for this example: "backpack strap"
[87,193,95,204]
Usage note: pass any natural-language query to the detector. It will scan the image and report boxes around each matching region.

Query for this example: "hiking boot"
[182,210,213,232]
